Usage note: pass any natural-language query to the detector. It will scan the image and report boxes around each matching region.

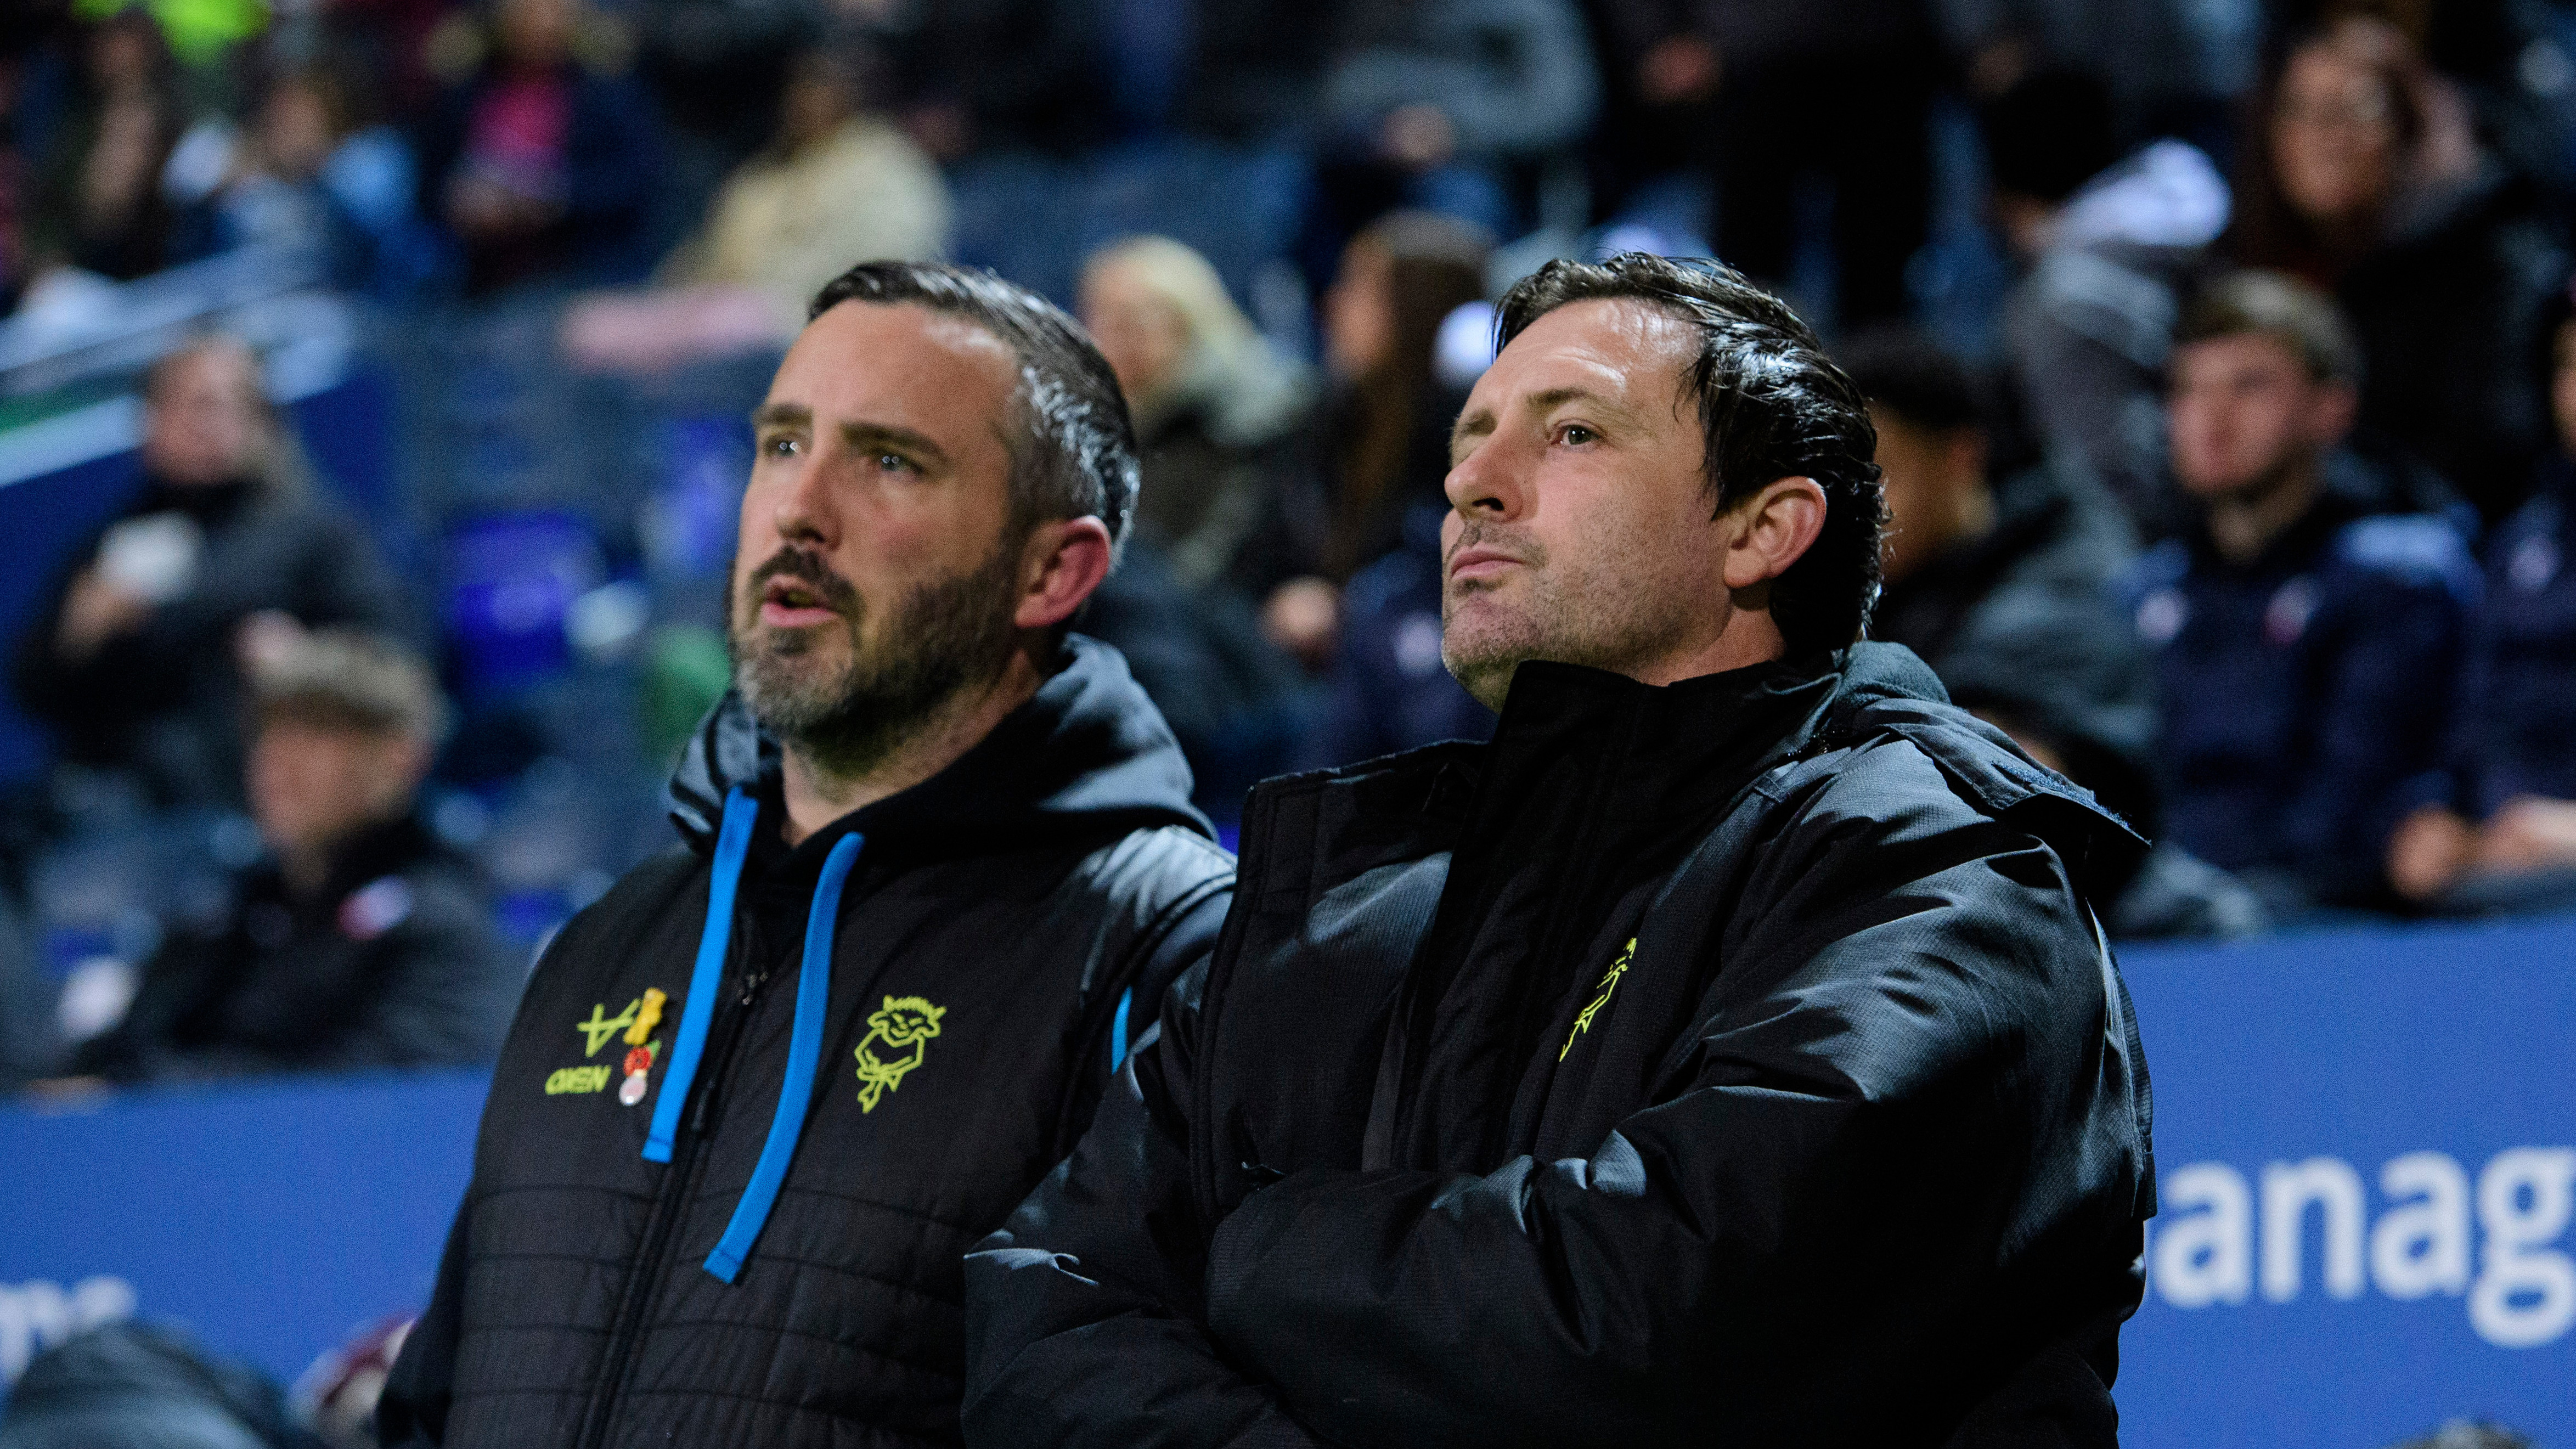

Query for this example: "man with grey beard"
[379,262,1235,1449]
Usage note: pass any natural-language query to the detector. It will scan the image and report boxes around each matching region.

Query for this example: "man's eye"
[876,452,920,475]
[1561,424,1599,446]
[762,436,799,459]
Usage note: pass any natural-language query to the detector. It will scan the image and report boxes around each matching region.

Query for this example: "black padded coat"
[379,638,1236,1448]
[963,644,2156,1447]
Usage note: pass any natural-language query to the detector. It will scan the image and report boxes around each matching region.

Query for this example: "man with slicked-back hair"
[965,255,2155,1447]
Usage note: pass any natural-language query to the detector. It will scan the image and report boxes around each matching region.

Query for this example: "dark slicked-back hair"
[1494,253,1887,655]
[810,261,1140,550]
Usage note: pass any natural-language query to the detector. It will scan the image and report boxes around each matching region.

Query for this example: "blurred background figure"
[13,337,413,813]
[1846,326,2264,937]
[658,46,948,317]
[2225,14,2566,525]
[1607,0,1941,330]
[1298,210,1497,763]
[1294,209,1491,654]
[1072,238,1317,812]
[1937,0,2253,149]
[415,0,661,295]
[561,44,951,373]
[2389,279,2576,915]
[1081,234,1320,610]
[1984,67,2230,538]
[162,57,437,294]
[2130,270,2478,917]
[49,629,512,1085]
[1309,0,1598,249]
[28,9,185,284]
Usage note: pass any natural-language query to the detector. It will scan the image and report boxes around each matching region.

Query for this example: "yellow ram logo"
[853,995,945,1113]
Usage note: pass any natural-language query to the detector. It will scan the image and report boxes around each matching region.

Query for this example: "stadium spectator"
[1311,0,1599,243]
[164,60,436,292]
[378,263,1233,1448]
[0,32,43,313]
[1846,328,2263,937]
[1985,69,2229,537]
[415,0,662,294]
[560,45,949,371]
[2131,271,2479,913]
[2225,15,2568,522]
[666,47,946,309]
[27,10,184,283]
[1606,0,1943,328]
[2387,290,2576,912]
[14,338,416,811]
[1273,210,1490,669]
[1079,235,1320,606]
[54,630,515,1084]
[966,253,2154,1447]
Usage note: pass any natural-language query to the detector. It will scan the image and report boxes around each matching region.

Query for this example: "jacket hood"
[1833,638,1953,710]
[667,633,1213,859]
[1835,641,2149,895]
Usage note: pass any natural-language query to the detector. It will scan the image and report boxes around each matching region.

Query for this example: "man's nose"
[1444,437,1527,521]
[769,444,838,547]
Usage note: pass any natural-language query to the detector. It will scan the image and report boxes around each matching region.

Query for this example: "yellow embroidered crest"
[853,995,946,1113]
[1560,938,1636,1062]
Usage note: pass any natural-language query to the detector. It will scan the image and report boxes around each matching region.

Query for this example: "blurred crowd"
[3,0,2576,1095]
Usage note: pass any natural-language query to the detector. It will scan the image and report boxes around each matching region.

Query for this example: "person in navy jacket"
[2129,270,2479,913]
[2387,289,2576,912]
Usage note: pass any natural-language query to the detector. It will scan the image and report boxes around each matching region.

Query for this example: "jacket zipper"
[573,933,772,1449]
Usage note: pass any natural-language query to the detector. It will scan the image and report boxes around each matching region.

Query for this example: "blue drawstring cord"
[639,785,868,1284]
[644,788,760,1164]
[704,829,861,1282]
[1109,986,1134,1077]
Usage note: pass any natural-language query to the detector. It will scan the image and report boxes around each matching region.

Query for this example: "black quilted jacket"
[380,637,1235,1448]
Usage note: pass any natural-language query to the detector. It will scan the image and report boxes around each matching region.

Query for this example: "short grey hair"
[809,261,1140,549]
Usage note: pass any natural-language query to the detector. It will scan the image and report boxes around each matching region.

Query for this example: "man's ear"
[1722,476,1829,593]
[1014,516,1115,631]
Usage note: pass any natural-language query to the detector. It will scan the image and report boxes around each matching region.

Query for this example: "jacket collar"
[667,633,1213,865]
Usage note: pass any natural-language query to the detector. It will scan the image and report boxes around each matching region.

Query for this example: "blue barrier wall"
[0,1070,482,1388]
[2118,912,2576,1446]
[1,916,2570,1442]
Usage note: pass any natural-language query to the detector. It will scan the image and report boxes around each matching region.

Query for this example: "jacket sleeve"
[962,961,1331,1449]
[377,1193,473,1446]
[1057,866,1235,1158]
[2279,562,2476,899]
[1197,791,2142,1445]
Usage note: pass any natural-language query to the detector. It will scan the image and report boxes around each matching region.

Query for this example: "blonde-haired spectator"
[1079,235,1321,611]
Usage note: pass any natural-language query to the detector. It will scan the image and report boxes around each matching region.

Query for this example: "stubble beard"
[1439,521,1707,712]
[730,542,1024,780]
